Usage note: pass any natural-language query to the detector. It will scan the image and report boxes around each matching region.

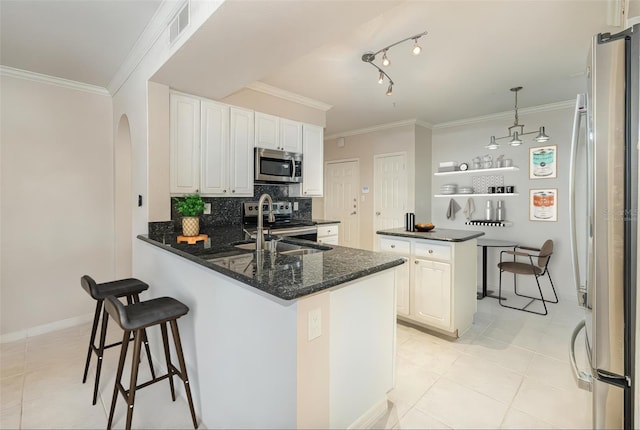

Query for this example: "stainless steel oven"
[254,148,302,183]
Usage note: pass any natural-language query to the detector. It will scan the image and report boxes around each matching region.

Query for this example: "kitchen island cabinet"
[377,228,483,337]
[134,228,403,429]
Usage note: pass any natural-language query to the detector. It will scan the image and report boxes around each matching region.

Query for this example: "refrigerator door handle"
[569,320,593,391]
[569,94,588,308]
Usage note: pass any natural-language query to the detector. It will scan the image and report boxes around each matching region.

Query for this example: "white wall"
[0,76,114,337]
[431,104,576,299]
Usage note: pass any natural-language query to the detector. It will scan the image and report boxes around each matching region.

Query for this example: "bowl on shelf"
[414,223,435,232]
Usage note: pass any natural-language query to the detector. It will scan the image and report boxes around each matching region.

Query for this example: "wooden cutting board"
[177,234,208,245]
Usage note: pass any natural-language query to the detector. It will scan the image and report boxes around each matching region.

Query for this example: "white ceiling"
[1,0,637,135]
[0,0,162,87]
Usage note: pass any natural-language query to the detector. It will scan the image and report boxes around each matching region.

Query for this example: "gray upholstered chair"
[497,240,558,315]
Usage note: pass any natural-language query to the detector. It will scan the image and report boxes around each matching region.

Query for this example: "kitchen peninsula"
[135,226,404,429]
[377,228,484,337]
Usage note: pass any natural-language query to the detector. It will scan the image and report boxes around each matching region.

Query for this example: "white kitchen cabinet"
[228,107,254,196]
[200,100,229,195]
[170,92,254,197]
[412,258,451,330]
[377,235,477,337]
[317,223,339,245]
[280,118,303,153]
[254,112,280,150]
[378,237,411,317]
[170,94,200,194]
[301,123,324,196]
[255,113,303,153]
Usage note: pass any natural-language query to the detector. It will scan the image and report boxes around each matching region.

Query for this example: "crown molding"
[107,0,186,95]
[432,99,575,130]
[0,66,110,96]
[325,118,433,140]
[246,82,333,112]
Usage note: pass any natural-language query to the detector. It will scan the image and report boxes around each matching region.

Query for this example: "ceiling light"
[382,50,390,66]
[486,86,550,149]
[412,39,422,55]
[510,131,523,146]
[535,126,550,142]
[361,30,428,95]
[486,136,499,150]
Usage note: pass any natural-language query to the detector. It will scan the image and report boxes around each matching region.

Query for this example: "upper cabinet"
[255,112,303,153]
[300,124,324,196]
[170,94,201,194]
[170,92,254,197]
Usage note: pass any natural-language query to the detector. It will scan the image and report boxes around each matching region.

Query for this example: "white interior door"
[374,153,408,247]
[324,160,360,248]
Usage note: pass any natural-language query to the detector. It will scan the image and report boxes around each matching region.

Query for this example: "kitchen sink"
[234,240,329,255]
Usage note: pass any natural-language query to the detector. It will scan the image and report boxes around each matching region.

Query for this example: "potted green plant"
[174,193,205,237]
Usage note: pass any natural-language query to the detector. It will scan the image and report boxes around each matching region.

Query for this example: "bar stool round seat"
[81,275,155,405]
[104,295,198,430]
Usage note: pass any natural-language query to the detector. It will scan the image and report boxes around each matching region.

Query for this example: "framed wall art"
[529,145,557,179]
[529,188,558,221]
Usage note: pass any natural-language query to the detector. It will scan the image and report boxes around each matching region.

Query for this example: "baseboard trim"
[348,398,389,429]
[0,313,94,344]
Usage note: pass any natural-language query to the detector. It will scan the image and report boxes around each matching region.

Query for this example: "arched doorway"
[115,114,133,277]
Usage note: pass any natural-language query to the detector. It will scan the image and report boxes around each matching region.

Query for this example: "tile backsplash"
[169,184,312,228]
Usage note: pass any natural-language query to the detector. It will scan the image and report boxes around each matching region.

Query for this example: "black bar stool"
[81,275,155,405]
[104,295,198,430]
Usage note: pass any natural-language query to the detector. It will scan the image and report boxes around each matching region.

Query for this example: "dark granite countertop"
[138,225,404,301]
[312,219,340,225]
[376,228,485,242]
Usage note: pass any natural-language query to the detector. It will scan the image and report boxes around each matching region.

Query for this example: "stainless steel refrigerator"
[569,24,638,429]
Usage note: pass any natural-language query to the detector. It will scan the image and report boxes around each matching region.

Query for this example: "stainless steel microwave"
[254,147,302,183]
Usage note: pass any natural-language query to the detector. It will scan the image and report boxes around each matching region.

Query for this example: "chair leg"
[92,306,109,405]
[107,330,131,430]
[125,330,143,430]
[82,300,102,384]
[546,269,559,304]
[131,293,156,379]
[160,322,176,401]
[170,319,198,429]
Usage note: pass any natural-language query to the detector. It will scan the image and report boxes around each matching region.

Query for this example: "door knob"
[376,211,381,216]
[350,211,357,215]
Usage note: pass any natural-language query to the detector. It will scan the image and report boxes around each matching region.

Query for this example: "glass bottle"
[496,200,505,221]
[485,200,494,221]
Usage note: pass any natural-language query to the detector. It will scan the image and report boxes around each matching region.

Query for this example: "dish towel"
[447,199,461,220]
[463,197,476,220]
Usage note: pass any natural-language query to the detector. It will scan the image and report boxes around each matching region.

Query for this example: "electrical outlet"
[293,202,299,211]
[204,203,212,215]
[308,308,322,341]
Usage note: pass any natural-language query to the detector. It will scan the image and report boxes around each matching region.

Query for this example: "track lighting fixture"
[361,30,428,95]
[485,86,551,149]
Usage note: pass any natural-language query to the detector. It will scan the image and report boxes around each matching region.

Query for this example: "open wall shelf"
[434,166,520,176]
[434,193,519,198]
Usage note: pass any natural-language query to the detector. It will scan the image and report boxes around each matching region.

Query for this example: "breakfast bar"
[134,227,404,429]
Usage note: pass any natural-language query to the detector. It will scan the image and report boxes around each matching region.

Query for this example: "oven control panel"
[243,201,292,217]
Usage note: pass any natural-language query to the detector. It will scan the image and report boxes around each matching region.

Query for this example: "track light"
[361,30,428,95]
[412,38,422,55]
[486,87,551,149]
[382,50,390,66]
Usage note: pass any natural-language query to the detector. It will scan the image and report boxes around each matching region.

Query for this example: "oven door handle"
[270,226,317,237]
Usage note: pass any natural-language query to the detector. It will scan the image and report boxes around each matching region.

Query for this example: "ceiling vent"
[169,1,190,44]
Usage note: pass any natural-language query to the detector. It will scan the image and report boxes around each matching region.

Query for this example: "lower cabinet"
[377,235,477,337]
[317,223,339,245]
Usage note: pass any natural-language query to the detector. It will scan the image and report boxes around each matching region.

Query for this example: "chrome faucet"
[256,193,275,252]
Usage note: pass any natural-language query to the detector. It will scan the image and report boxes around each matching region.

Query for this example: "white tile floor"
[1,296,590,429]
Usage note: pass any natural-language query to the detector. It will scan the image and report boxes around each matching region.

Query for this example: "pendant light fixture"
[486,86,551,149]
[361,30,428,96]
